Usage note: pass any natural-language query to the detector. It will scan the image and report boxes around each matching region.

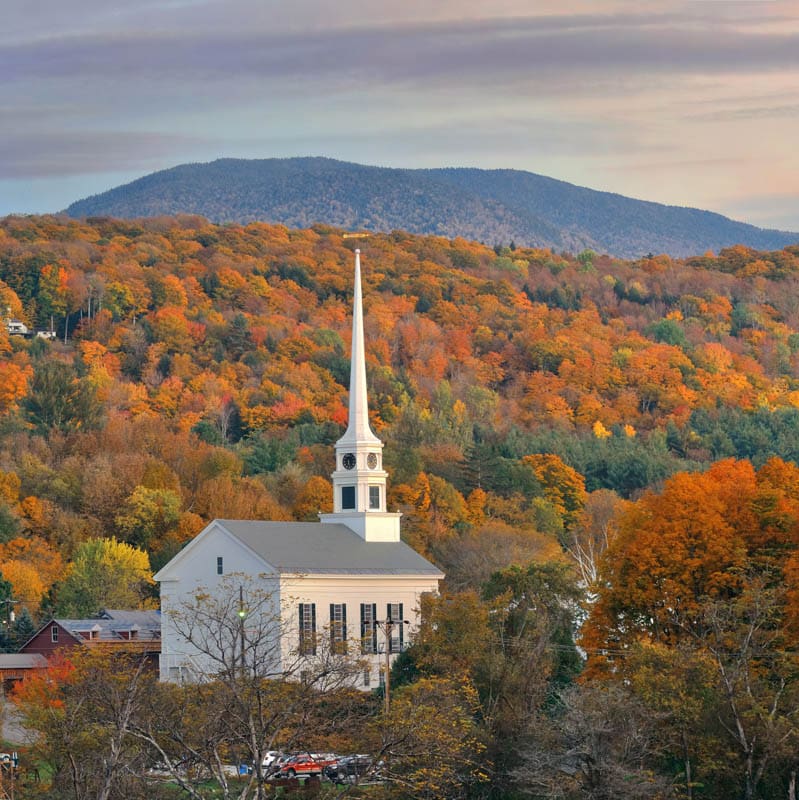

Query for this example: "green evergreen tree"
[23,360,102,434]
[12,606,36,649]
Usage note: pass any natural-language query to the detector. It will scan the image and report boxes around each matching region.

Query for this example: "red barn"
[19,609,161,671]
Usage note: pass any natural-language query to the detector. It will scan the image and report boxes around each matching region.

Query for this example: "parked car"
[323,755,380,784]
[276,753,337,778]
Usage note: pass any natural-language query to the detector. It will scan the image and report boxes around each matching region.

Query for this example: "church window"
[360,603,377,654]
[341,485,356,510]
[369,486,380,510]
[216,556,223,575]
[330,604,347,654]
[387,603,404,653]
[299,603,316,655]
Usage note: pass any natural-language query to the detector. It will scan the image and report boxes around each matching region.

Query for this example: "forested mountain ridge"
[63,157,799,258]
[6,215,799,796]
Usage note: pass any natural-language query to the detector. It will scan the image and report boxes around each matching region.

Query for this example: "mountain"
[64,157,798,258]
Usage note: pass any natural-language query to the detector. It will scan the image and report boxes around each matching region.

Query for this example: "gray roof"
[98,609,162,632]
[0,653,47,669]
[217,521,443,577]
[55,609,161,642]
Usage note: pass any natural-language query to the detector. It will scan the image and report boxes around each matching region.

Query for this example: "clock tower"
[319,250,401,542]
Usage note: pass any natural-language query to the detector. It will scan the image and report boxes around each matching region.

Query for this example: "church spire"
[342,249,381,446]
[320,249,401,542]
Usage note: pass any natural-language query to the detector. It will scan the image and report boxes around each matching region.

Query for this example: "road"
[0,700,30,746]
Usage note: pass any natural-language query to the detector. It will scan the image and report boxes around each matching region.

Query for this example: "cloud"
[690,103,799,122]
[2,14,798,91]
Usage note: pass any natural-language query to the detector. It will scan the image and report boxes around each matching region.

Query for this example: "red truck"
[276,753,337,778]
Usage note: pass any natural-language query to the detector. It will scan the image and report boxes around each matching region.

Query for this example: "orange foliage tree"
[582,458,799,676]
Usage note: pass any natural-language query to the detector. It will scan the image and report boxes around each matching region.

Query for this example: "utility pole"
[376,616,409,714]
[237,585,247,675]
[1,599,18,628]
[1,599,18,650]
[383,619,392,715]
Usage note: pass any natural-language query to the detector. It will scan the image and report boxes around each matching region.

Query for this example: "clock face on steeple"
[342,453,356,470]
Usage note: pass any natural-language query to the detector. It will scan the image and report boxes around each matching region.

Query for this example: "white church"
[155,250,443,687]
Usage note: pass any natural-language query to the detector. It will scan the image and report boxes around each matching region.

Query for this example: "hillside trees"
[3,214,799,457]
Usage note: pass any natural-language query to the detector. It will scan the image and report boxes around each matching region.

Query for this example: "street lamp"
[375,617,409,714]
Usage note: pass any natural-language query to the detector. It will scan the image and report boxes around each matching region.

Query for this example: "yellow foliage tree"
[522,454,587,531]
[54,538,154,617]
[2,559,45,613]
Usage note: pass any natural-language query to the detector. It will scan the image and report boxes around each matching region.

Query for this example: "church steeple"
[319,249,401,542]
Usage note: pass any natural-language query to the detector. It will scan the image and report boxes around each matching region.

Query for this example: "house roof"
[0,653,47,669]
[55,609,161,641]
[97,609,162,635]
[20,609,162,652]
[216,520,444,577]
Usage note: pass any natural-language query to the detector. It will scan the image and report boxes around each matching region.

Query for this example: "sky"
[2,0,799,230]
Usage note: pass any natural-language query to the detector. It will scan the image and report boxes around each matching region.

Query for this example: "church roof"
[216,520,444,576]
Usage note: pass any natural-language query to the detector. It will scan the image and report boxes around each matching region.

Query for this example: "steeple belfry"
[320,249,401,542]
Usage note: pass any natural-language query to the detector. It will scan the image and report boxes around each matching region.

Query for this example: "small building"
[155,251,444,687]
[18,609,161,670]
[0,653,47,692]
[6,320,30,336]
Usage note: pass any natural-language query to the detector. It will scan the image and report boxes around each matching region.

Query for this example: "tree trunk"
[744,748,755,800]
[789,769,796,800]
[682,728,693,800]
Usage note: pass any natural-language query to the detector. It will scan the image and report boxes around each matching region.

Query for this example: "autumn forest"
[4,213,799,798]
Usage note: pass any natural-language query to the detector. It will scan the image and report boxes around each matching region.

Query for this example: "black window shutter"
[342,603,347,640]
[312,604,317,654]
[330,603,334,624]
[399,603,404,649]
[360,603,365,642]
[372,603,377,653]
[299,603,304,653]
